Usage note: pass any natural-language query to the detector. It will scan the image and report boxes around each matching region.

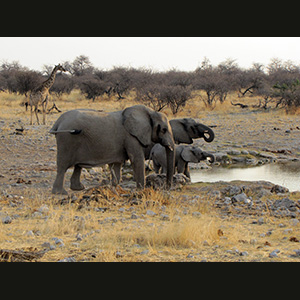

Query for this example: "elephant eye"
[162,127,167,134]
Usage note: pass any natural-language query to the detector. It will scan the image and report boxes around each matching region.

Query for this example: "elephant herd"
[50,105,215,194]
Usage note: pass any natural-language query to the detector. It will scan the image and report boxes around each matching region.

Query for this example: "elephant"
[169,118,214,144]
[150,144,215,179]
[144,117,215,159]
[50,105,175,194]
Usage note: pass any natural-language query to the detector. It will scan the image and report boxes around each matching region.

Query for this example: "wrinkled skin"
[169,118,214,144]
[144,117,215,159]
[50,105,175,194]
[150,144,215,179]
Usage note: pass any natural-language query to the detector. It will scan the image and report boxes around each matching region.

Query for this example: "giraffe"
[29,64,66,125]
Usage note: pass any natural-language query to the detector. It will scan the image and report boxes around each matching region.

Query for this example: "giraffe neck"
[41,66,59,91]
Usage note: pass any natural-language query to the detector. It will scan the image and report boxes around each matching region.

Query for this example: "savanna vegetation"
[2,55,300,262]
[2,55,300,114]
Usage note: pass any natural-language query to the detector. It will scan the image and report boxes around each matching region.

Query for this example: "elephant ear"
[181,146,199,163]
[122,105,152,147]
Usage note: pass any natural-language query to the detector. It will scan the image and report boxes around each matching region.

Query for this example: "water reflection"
[190,162,300,192]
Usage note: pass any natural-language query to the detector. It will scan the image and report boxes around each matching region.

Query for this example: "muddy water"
[190,162,300,192]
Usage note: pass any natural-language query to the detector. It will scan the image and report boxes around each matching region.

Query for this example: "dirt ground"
[1,91,300,262]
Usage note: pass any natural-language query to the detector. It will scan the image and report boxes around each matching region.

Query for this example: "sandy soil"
[1,92,300,262]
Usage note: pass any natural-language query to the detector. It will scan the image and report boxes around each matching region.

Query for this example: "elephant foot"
[52,187,68,195]
[70,182,85,191]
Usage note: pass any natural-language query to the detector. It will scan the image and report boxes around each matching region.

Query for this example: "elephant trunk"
[203,152,215,163]
[196,124,215,143]
[165,146,175,188]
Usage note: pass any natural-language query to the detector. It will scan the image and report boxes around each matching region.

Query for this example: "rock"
[52,238,64,247]
[249,150,258,156]
[227,149,241,155]
[115,251,123,258]
[231,156,246,163]
[25,230,34,236]
[2,216,12,224]
[37,204,49,213]
[146,173,190,189]
[76,233,83,241]
[192,211,202,218]
[269,249,280,258]
[161,213,170,221]
[146,210,157,216]
[271,185,289,194]
[290,219,299,226]
[131,213,138,219]
[231,192,249,204]
[293,249,300,257]
[214,152,230,163]
[58,257,76,262]
[41,242,51,249]
[258,217,264,225]
[272,198,296,210]
[223,185,242,197]
[224,197,232,205]
[173,215,181,222]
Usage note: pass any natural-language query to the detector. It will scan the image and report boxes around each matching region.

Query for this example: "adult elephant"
[50,105,175,194]
[169,118,214,144]
[144,117,215,159]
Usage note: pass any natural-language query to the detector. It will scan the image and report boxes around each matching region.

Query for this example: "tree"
[51,74,75,96]
[192,59,222,107]
[135,71,192,114]
[272,79,300,109]
[106,67,133,100]
[64,55,94,77]
[79,74,109,101]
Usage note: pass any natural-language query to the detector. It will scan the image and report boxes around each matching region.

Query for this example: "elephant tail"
[49,129,82,135]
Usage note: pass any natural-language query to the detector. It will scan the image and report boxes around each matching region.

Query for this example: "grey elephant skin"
[169,118,214,144]
[150,144,215,179]
[50,105,175,194]
[144,118,215,159]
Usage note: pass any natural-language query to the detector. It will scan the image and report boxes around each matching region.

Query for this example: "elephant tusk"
[166,145,174,152]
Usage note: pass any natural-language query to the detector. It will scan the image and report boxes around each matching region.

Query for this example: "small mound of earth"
[146,173,190,189]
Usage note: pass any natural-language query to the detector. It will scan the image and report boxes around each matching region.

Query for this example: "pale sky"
[1,37,300,72]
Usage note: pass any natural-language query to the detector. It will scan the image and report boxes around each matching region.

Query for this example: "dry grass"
[0,186,231,262]
[0,89,267,122]
[2,89,300,262]
[1,184,300,262]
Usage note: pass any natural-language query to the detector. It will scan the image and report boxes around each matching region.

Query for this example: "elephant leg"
[52,164,69,195]
[130,154,145,189]
[161,165,167,174]
[70,165,85,191]
[184,164,191,179]
[153,160,161,174]
[110,163,122,186]
[177,158,186,174]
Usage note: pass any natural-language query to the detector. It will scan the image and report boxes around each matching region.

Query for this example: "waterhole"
[190,162,300,192]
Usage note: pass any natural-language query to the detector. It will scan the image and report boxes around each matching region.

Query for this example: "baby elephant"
[150,144,215,179]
